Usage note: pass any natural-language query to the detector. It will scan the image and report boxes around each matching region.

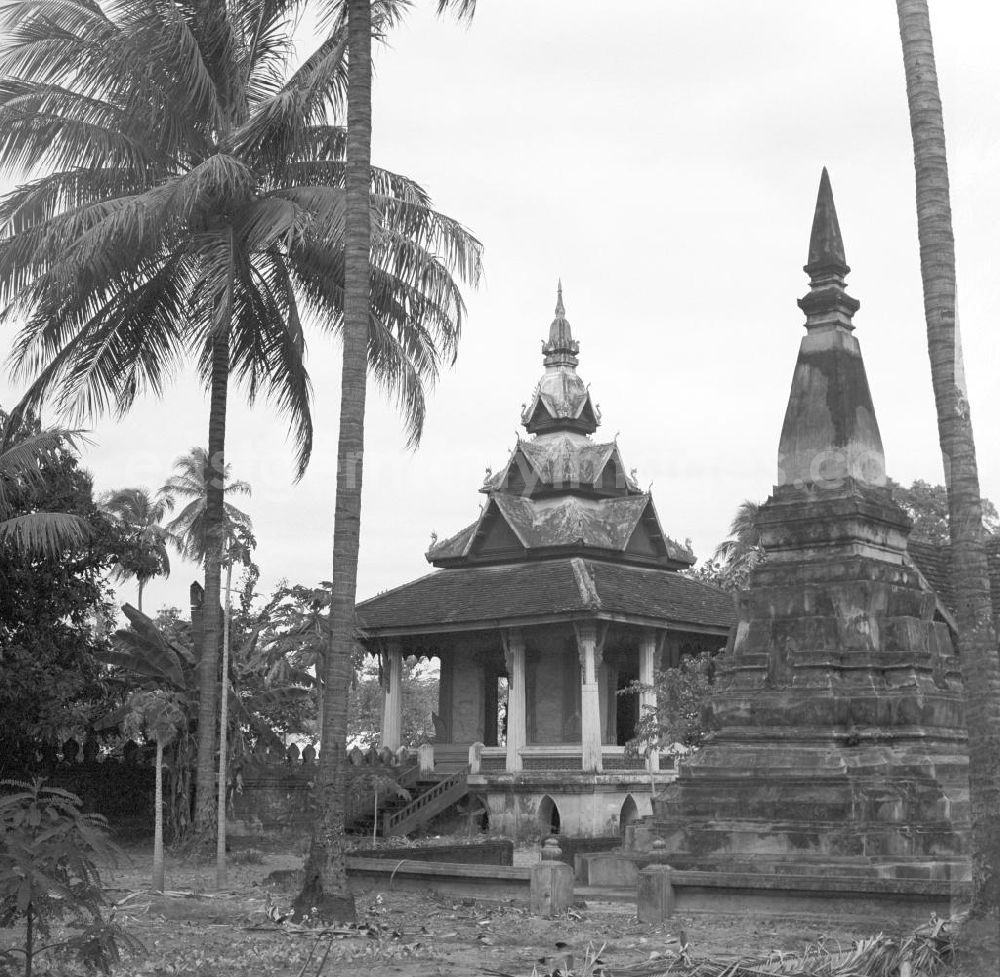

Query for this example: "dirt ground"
[0,840,964,977]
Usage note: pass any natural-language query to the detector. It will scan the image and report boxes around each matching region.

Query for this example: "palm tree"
[896,0,1000,918]
[0,413,88,557]
[0,0,480,836]
[100,487,173,612]
[161,449,252,563]
[162,446,252,848]
[296,0,480,923]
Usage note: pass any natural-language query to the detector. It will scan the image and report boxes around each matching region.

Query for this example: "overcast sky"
[3,1,999,615]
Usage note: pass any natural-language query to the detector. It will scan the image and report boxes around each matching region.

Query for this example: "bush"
[625,651,718,760]
[0,778,142,976]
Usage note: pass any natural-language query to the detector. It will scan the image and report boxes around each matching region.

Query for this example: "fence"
[1,737,156,834]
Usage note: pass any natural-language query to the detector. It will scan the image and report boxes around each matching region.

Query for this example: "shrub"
[0,778,142,976]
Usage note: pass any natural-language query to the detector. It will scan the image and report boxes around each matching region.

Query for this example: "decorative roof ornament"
[797,167,861,332]
[521,282,600,436]
[541,279,580,368]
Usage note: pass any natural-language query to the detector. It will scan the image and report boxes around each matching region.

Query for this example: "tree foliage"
[0,409,89,558]
[99,486,174,611]
[97,603,313,842]
[347,657,438,749]
[889,477,999,545]
[693,481,999,592]
[0,411,146,762]
[626,652,717,759]
[160,449,252,563]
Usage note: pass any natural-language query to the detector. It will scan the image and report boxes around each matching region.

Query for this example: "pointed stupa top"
[542,279,580,367]
[522,283,600,436]
[797,168,861,331]
[805,168,849,278]
[777,168,885,489]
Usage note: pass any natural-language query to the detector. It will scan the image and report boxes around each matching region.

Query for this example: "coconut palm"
[713,499,763,562]
[100,487,173,612]
[0,0,481,835]
[160,449,252,564]
[897,0,1000,917]
[0,413,88,557]
[297,0,480,923]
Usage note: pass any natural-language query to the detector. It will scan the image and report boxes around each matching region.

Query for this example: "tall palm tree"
[100,486,173,612]
[0,0,481,835]
[297,0,479,923]
[896,0,1000,918]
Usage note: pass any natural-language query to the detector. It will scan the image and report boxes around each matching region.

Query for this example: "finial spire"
[805,167,849,279]
[542,280,579,367]
[797,168,860,331]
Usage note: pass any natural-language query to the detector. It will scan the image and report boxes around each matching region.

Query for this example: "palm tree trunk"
[137,578,144,615]
[295,0,371,924]
[194,331,230,834]
[897,0,1000,919]
[216,558,233,889]
[153,738,165,892]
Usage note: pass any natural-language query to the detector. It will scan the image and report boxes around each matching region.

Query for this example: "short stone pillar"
[417,742,434,775]
[468,741,484,775]
[530,838,574,917]
[637,861,675,923]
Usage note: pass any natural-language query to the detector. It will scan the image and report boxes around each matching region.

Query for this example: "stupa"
[650,170,971,890]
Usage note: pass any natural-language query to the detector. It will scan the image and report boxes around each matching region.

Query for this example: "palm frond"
[0,510,89,555]
[235,29,348,171]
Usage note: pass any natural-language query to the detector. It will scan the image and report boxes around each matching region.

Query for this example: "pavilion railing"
[457,743,675,775]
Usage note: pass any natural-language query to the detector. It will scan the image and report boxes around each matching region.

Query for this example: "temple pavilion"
[356,288,735,837]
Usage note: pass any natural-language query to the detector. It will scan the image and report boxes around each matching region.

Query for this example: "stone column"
[575,622,604,772]
[503,628,527,772]
[598,663,610,743]
[639,631,663,773]
[437,650,454,741]
[380,645,403,751]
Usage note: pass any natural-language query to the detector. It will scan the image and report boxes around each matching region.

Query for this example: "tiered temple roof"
[358,287,729,637]
[426,288,694,571]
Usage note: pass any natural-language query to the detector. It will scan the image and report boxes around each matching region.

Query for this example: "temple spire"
[543,280,579,367]
[797,168,860,331]
[805,167,849,279]
[778,169,885,489]
[522,284,600,436]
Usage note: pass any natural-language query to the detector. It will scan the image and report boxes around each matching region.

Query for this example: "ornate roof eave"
[637,494,697,566]
[479,437,642,496]
[519,383,602,427]
[428,544,693,572]
[428,491,695,570]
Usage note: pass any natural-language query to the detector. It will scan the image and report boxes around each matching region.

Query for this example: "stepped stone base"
[651,485,971,892]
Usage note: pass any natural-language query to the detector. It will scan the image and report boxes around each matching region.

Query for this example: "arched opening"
[619,794,638,835]
[459,797,490,834]
[538,794,561,835]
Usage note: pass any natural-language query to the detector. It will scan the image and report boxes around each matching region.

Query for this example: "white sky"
[3,1,999,615]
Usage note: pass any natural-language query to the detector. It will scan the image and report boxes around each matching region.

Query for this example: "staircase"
[381,768,469,838]
[345,760,421,836]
